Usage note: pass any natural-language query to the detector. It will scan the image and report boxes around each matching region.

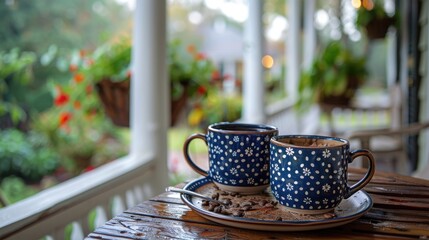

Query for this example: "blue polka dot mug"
[183,122,278,194]
[270,135,375,214]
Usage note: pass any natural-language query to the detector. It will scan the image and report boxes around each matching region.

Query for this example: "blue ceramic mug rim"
[208,122,278,135]
[270,135,349,148]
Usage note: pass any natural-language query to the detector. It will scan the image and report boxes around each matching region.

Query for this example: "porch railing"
[0,154,161,239]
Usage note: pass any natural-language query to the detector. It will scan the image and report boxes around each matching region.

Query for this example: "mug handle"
[183,133,208,177]
[345,149,375,198]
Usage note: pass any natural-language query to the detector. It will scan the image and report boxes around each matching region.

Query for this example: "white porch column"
[286,0,301,99]
[419,0,429,173]
[386,29,397,88]
[303,0,316,70]
[130,0,168,193]
[242,0,265,123]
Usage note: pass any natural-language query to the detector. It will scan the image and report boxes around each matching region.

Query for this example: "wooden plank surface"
[86,169,429,239]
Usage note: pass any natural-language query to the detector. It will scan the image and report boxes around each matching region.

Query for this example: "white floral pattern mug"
[183,122,278,194]
[270,135,375,214]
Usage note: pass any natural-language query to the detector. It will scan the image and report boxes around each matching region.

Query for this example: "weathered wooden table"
[86,168,429,239]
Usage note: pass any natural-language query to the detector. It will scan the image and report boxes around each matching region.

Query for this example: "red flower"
[79,50,86,57]
[187,44,196,54]
[69,64,78,72]
[211,70,221,80]
[86,85,93,93]
[197,86,207,95]
[83,165,95,172]
[196,52,206,60]
[59,112,72,126]
[74,101,81,109]
[54,93,69,106]
[74,73,84,83]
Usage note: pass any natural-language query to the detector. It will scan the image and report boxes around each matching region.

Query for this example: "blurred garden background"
[0,0,393,206]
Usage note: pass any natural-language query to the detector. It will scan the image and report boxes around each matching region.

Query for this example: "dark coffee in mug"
[270,135,375,214]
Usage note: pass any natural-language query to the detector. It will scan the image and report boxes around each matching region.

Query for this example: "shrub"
[0,129,59,182]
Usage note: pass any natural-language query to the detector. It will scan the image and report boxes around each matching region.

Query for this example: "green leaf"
[10,106,25,123]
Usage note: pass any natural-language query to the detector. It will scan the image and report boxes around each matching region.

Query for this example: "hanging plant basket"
[365,17,394,40]
[96,79,130,127]
[96,78,188,127]
[317,76,362,107]
[171,85,189,126]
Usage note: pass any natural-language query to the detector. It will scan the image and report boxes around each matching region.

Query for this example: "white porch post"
[286,0,301,99]
[303,0,316,70]
[386,30,397,88]
[130,0,168,193]
[419,0,429,173]
[242,0,265,123]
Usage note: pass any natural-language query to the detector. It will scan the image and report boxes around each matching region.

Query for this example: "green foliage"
[0,0,132,114]
[297,41,367,111]
[0,129,59,182]
[83,39,132,83]
[0,0,130,53]
[33,105,119,174]
[0,176,38,205]
[0,48,36,123]
[29,48,128,174]
[169,39,220,101]
[188,94,242,127]
[81,38,221,102]
[168,128,207,152]
[355,0,395,27]
[0,48,35,82]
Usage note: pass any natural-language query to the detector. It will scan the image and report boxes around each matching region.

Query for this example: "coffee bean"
[211,193,219,200]
[323,212,336,219]
[220,191,228,196]
[214,206,222,213]
[275,216,282,221]
[241,201,252,207]
[223,199,232,205]
[259,200,268,206]
[242,205,252,211]
[232,210,244,217]
[201,200,209,206]
[209,201,220,207]
[208,205,215,211]
[265,203,273,208]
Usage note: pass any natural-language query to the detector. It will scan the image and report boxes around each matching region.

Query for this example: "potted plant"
[168,39,222,126]
[297,41,367,111]
[38,55,127,174]
[355,0,396,40]
[76,38,221,127]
